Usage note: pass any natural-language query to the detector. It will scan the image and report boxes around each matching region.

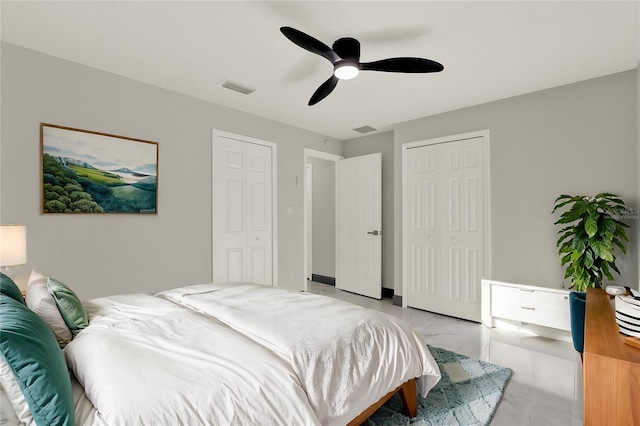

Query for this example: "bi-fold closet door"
[213,133,273,286]
[403,132,488,322]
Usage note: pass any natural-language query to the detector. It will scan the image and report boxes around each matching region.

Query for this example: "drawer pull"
[521,306,536,310]
[520,289,534,292]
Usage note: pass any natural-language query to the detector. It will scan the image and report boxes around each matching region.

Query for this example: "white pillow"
[25,270,73,347]
[0,384,19,426]
[0,357,33,425]
[0,386,20,426]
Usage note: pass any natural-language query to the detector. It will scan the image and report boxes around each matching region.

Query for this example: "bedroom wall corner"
[0,42,343,299]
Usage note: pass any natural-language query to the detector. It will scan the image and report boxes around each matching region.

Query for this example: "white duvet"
[65,294,320,426]
[158,283,441,426]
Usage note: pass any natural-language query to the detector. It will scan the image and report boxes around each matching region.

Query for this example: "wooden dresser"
[583,288,640,425]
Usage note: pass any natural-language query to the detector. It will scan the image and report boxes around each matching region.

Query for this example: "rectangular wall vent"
[220,79,257,95]
[353,126,377,134]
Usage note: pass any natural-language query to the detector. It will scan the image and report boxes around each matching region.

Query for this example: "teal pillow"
[0,271,24,304]
[47,278,88,336]
[0,294,75,426]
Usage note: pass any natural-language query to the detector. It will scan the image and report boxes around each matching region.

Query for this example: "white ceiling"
[2,1,639,140]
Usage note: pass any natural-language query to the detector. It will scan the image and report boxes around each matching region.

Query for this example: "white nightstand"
[481,279,571,342]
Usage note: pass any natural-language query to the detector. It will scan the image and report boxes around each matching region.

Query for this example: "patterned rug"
[364,345,513,426]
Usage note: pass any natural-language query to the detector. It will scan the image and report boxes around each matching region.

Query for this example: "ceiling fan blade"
[360,57,444,73]
[280,27,339,63]
[309,75,339,106]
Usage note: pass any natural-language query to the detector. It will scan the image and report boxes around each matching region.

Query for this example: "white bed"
[1,282,441,426]
[158,282,441,426]
[66,293,321,425]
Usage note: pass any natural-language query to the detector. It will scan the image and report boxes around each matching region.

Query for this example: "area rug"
[364,345,513,426]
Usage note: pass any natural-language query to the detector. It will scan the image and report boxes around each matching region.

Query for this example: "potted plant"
[552,193,629,291]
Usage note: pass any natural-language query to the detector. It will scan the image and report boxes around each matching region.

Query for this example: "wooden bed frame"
[346,378,417,426]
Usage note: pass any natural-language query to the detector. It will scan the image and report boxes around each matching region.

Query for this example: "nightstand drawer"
[491,302,571,331]
[527,289,569,312]
[491,284,569,312]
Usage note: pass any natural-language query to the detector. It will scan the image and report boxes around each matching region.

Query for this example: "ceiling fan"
[280,26,444,106]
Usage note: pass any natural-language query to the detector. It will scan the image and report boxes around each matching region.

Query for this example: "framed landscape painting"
[41,123,158,214]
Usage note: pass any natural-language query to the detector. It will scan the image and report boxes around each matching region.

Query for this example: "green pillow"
[47,278,88,335]
[0,294,75,426]
[0,271,24,304]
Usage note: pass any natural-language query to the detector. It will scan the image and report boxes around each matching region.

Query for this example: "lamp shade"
[0,225,27,267]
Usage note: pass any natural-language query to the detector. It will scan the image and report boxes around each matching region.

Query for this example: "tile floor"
[307,281,583,426]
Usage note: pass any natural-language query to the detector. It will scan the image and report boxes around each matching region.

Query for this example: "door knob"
[367,230,380,236]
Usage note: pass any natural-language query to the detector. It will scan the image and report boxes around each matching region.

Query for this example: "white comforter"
[65,294,320,426]
[158,283,441,426]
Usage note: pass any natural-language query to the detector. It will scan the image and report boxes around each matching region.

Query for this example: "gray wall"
[343,131,394,290]
[393,70,639,295]
[0,42,342,300]
[308,157,335,278]
[2,43,637,300]
[637,63,640,289]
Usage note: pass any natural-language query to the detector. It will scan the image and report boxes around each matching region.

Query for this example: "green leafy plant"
[552,193,629,291]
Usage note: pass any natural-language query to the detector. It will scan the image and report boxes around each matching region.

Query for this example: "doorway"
[303,149,342,292]
[303,149,383,299]
[307,157,337,284]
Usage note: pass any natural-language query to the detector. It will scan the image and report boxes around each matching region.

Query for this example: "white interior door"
[213,133,273,285]
[338,153,382,299]
[404,134,487,321]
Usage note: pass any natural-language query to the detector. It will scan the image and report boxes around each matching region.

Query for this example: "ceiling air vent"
[353,126,377,134]
[219,79,256,95]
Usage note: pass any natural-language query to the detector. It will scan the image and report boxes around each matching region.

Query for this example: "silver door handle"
[367,230,380,236]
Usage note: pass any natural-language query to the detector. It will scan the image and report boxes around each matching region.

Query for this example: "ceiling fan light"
[334,62,359,80]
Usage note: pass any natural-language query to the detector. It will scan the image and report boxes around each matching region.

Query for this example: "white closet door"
[405,145,442,307]
[213,136,272,285]
[245,143,272,285]
[405,137,485,321]
[338,153,382,299]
